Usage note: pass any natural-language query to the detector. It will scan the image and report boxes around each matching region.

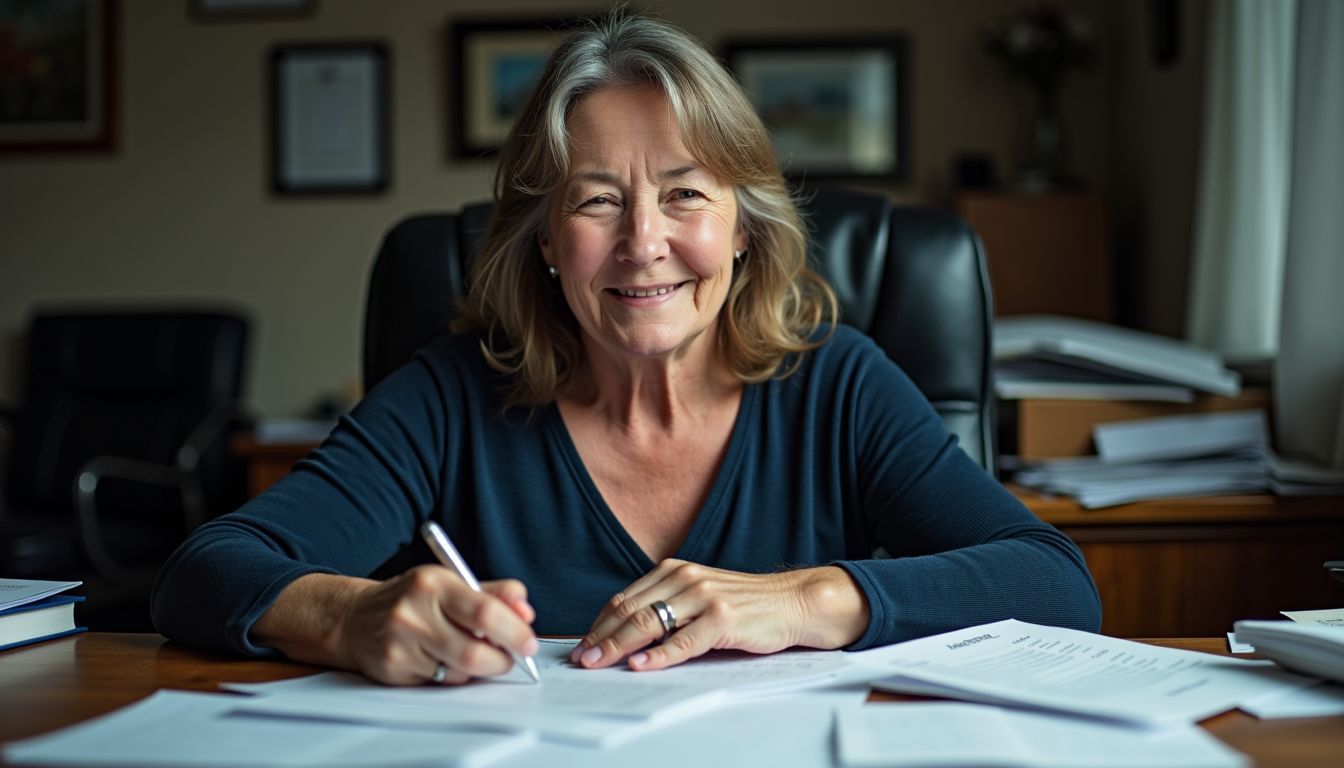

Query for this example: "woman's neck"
[567,330,740,434]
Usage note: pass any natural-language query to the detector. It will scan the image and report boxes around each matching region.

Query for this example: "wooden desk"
[1020,488,1344,638]
[1,634,1339,767]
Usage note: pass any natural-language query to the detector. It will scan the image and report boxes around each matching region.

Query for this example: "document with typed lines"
[866,619,1315,725]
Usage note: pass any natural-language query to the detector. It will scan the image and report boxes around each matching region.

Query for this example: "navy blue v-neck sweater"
[152,325,1100,656]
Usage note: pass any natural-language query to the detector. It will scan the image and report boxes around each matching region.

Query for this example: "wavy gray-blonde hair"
[455,11,836,406]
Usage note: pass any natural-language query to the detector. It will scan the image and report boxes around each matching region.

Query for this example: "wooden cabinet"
[1020,489,1344,637]
[230,436,315,498]
[956,191,1113,321]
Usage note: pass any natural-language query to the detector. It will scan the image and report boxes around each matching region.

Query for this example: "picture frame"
[449,17,575,158]
[0,0,119,152]
[724,36,909,182]
[190,0,316,23]
[270,42,389,195]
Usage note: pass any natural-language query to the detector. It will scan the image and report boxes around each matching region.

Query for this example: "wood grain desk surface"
[1,634,1340,767]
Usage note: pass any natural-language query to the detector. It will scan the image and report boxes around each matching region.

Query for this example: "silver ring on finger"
[651,600,676,641]
[431,661,448,684]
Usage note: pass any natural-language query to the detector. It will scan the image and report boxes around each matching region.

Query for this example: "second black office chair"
[0,309,250,630]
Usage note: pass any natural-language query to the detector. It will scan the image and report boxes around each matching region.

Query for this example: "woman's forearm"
[250,573,377,669]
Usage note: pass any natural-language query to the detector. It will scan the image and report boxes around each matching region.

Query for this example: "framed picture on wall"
[725,36,909,182]
[0,0,119,152]
[449,17,576,158]
[190,0,316,23]
[270,42,389,194]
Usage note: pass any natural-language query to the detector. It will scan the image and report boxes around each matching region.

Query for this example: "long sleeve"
[151,352,455,656]
[152,326,1100,657]
[828,332,1102,649]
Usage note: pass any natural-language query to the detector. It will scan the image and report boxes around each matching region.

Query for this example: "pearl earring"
[734,249,746,261]
[547,265,558,278]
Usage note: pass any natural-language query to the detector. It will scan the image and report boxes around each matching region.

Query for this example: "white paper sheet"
[225,637,868,746]
[1239,682,1344,719]
[490,687,871,768]
[1226,631,1255,654]
[0,578,82,611]
[834,701,1248,768]
[1281,607,1344,626]
[1093,410,1267,463]
[233,689,672,748]
[1,690,536,768]
[866,619,1315,725]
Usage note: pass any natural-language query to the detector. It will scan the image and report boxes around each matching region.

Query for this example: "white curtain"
[1187,0,1296,362]
[1189,0,1344,469]
[1276,0,1344,468]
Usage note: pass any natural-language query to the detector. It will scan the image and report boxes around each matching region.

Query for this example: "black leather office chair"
[0,309,250,629]
[363,187,995,469]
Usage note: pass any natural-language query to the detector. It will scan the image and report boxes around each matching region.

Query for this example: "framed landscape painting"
[449,17,574,158]
[725,36,909,181]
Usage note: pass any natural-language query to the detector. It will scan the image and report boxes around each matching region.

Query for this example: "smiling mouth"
[608,280,692,298]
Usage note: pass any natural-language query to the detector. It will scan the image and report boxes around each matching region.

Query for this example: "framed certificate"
[270,42,389,194]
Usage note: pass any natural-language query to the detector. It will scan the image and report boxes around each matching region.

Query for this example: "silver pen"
[419,520,542,683]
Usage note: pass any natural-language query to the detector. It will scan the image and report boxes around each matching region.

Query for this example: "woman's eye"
[672,189,702,201]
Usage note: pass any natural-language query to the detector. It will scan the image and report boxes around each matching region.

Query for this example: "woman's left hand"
[570,559,870,671]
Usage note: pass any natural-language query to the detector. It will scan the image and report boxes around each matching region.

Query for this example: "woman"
[152,13,1099,685]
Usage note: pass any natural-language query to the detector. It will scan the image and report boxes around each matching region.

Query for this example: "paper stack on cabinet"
[1011,409,1344,507]
[993,315,1241,402]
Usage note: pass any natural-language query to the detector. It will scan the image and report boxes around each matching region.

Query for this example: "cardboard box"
[1005,388,1272,460]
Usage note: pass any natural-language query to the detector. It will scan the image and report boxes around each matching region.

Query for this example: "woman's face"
[540,85,746,365]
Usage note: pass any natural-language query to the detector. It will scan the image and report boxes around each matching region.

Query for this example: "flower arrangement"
[985,4,1095,103]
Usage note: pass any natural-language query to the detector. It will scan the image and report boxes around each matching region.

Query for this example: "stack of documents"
[993,315,1241,402]
[1012,409,1344,507]
[835,619,1330,768]
[1233,620,1344,685]
[860,619,1313,726]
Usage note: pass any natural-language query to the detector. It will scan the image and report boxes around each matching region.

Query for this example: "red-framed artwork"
[0,0,119,152]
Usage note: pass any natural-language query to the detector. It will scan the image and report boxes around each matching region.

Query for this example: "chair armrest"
[74,456,193,582]
[175,401,253,473]
[73,400,250,582]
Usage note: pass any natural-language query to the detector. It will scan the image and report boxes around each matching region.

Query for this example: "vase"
[1018,89,1066,190]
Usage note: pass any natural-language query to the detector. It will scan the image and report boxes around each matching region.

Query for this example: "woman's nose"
[620,201,669,266]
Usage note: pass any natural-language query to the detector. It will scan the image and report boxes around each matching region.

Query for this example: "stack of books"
[0,578,85,652]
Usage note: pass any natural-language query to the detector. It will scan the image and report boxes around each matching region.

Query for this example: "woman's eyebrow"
[567,165,705,186]
[659,165,700,180]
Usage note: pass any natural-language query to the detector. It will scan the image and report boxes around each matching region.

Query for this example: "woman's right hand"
[252,567,538,686]
[339,565,539,685]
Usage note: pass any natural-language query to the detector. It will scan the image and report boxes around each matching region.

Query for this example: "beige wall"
[1111,0,1207,338]
[2,0,1188,418]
